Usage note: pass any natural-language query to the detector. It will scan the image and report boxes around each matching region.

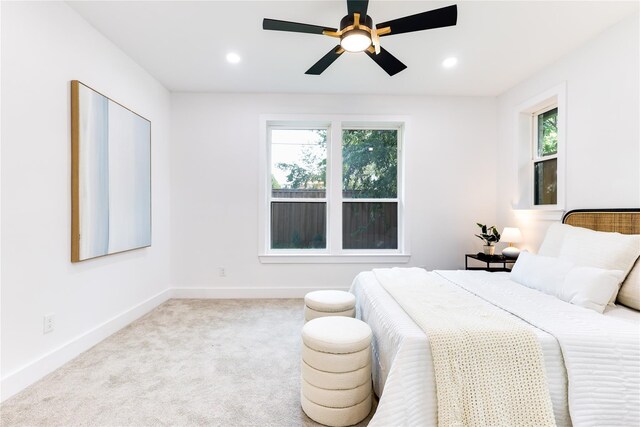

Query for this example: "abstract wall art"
[71,80,151,262]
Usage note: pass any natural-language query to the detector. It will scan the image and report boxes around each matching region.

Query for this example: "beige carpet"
[0,299,376,426]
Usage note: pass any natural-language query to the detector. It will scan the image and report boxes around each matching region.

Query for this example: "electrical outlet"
[43,314,55,334]
[218,267,226,277]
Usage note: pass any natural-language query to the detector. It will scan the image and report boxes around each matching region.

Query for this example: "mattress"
[351,270,571,426]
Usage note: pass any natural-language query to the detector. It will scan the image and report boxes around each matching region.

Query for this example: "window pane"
[343,202,397,249]
[537,107,558,157]
[271,129,327,198]
[534,159,557,205]
[342,129,397,198]
[271,202,326,249]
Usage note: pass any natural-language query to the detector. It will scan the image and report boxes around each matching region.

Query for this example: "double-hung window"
[342,128,398,250]
[269,127,328,249]
[262,118,406,261]
[514,83,565,215]
[532,105,558,205]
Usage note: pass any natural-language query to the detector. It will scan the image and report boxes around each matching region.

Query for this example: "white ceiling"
[67,1,638,96]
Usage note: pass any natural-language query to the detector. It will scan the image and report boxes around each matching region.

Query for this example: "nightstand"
[465,253,516,272]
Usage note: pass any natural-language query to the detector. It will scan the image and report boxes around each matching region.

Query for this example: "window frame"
[531,104,559,207]
[340,124,403,254]
[512,82,566,218]
[267,123,331,254]
[258,115,410,264]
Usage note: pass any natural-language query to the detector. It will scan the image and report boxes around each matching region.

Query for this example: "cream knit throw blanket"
[374,268,556,427]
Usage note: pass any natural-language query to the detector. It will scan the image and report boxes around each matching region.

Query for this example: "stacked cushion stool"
[304,290,356,322]
[301,316,373,426]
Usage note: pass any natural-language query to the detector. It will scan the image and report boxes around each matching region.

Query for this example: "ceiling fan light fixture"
[340,29,371,52]
[263,2,458,75]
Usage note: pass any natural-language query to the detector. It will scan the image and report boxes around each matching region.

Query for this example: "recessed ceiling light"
[226,52,241,64]
[442,57,458,68]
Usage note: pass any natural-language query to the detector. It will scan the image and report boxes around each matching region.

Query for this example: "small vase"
[483,245,495,256]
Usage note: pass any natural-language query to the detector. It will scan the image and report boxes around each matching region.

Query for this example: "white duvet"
[350,269,640,427]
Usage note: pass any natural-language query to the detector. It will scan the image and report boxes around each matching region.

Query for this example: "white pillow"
[537,223,573,257]
[617,257,640,310]
[510,251,573,295]
[558,226,640,280]
[559,267,625,313]
[510,251,623,313]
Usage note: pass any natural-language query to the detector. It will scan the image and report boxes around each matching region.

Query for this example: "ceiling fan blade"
[263,18,336,35]
[306,46,344,75]
[365,47,407,76]
[377,4,457,37]
[347,0,369,17]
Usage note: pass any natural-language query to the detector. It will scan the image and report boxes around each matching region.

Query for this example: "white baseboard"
[0,288,171,402]
[170,286,350,299]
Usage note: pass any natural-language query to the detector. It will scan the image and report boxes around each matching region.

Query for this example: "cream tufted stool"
[304,290,356,322]
[301,316,373,427]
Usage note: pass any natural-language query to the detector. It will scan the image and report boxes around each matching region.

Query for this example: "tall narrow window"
[532,106,558,205]
[514,83,565,213]
[342,129,398,249]
[270,128,328,249]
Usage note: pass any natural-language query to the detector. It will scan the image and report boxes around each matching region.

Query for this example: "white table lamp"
[501,227,523,259]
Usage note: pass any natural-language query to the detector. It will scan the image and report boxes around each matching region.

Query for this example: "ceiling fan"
[262,0,457,76]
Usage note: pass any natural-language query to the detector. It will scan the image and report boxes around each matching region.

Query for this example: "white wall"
[496,14,640,251]
[170,93,497,293]
[1,2,171,400]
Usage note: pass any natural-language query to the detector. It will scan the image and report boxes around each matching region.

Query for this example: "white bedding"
[603,304,640,323]
[350,270,640,426]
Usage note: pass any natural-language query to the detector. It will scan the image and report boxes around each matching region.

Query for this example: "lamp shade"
[501,227,522,243]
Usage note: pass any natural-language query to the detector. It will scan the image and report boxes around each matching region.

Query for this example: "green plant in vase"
[475,223,501,256]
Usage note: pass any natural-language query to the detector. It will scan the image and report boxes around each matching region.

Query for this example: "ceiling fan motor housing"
[340,14,374,32]
[339,14,374,52]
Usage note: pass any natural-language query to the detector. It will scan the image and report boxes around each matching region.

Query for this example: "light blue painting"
[73,81,151,261]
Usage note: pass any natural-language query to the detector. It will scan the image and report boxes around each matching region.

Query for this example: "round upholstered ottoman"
[304,290,356,322]
[301,316,373,427]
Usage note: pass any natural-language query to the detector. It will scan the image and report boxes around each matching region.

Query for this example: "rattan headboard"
[562,209,640,234]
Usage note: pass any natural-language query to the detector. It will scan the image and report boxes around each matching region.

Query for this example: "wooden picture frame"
[71,80,151,262]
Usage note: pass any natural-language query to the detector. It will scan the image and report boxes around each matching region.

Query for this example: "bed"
[350,209,640,427]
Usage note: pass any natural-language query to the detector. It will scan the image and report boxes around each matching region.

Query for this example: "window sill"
[258,254,411,264]
[513,208,564,221]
